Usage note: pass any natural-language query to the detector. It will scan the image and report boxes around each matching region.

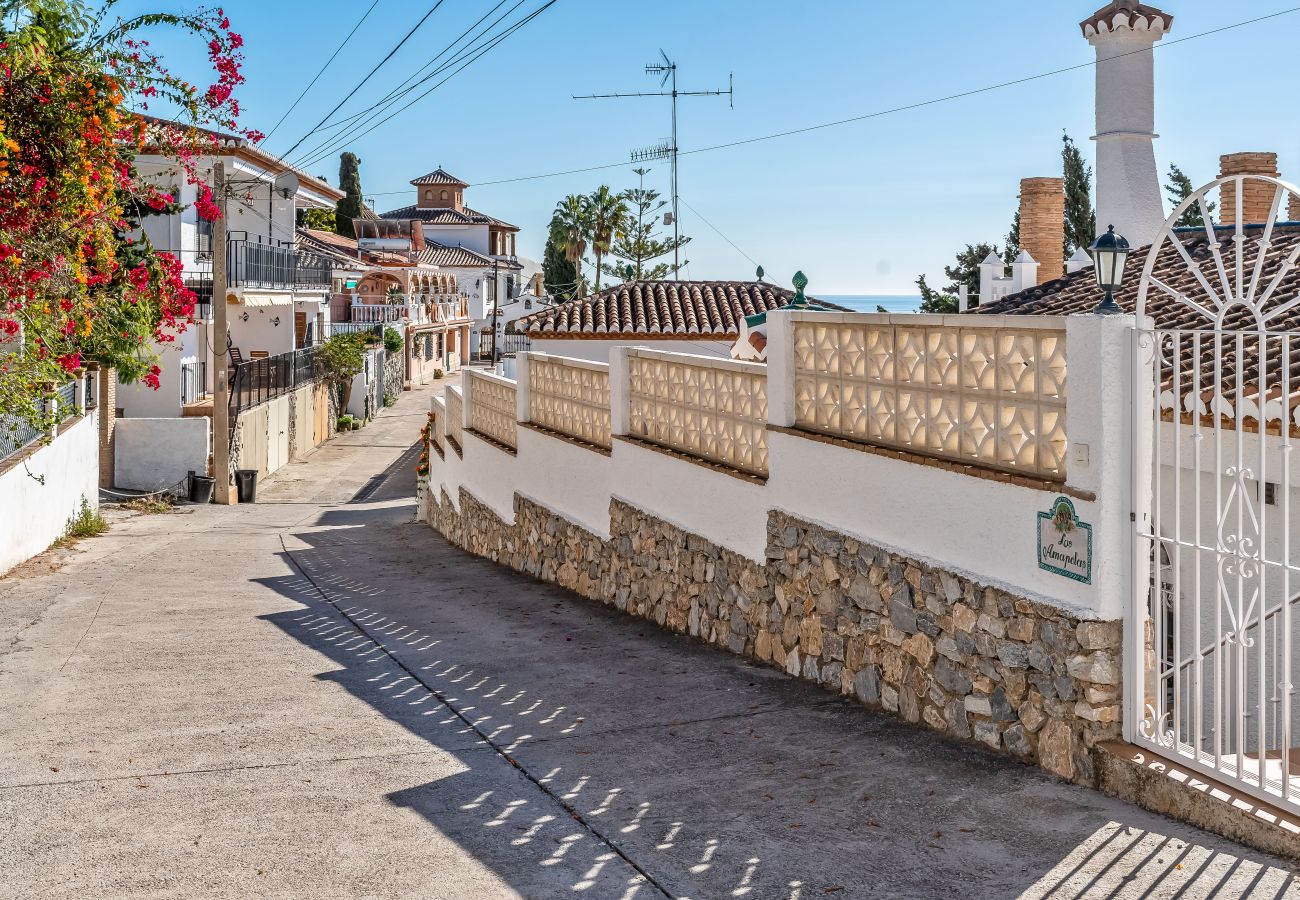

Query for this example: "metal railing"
[0,375,87,464]
[181,361,208,405]
[477,331,532,360]
[229,346,322,419]
[227,240,331,291]
[326,322,383,340]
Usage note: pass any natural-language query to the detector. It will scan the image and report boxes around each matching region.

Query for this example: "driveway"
[1,377,1297,899]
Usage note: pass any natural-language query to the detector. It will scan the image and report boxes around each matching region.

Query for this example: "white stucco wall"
[228,302,296,358]
[0,414,99,575]
[114,417,211,492]
[117,326,200,418]
[427,314,1140,622]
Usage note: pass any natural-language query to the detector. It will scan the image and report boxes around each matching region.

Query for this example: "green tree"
[603,169,689,282]
[1166,164,1215,228]
[586,185,628,293]
[542,234,578,301]
[297,207,336,231]
[1004,210,1021,263]
[336,152,362,239]
[1063,132,1096,255]
[382,326,402,354]
[317,332,366,411]
[549,194,589,287]
[916,242,1002,313]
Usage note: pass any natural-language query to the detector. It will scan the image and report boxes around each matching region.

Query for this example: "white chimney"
[1067,247,1094,274]
[1082,0,1174,249]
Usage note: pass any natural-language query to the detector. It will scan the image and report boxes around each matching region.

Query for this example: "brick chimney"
[1019,178,1066,281]
[1218,153,1280,226]
[1290,192,1300,224]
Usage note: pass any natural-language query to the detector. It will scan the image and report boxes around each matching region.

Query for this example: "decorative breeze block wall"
[467,371,517,450]
[626,350,769,477]
[528,356,612,449]
[792,320,1069,480]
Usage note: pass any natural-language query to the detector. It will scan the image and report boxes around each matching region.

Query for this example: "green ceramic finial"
[755,265,765,283]
[792,270,808,304]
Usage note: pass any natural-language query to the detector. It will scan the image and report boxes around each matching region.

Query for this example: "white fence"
[791,317,1068,480]
[520,354,612,450]
[427,313,1132,620]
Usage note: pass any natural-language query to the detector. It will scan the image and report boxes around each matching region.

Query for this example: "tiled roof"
[464,206,519,232]
[977,225,1300,398]
[418,243,496,269]
[977,225,1300,329]
[378,204,519,231]
[296,228,359,265]
[410,168,468,187]
[1080,1,1172,37]
[517,281,848,337]
[360,204,380,221]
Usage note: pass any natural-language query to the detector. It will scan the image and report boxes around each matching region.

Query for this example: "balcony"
[227,239,331,292]
[348,294,469,326]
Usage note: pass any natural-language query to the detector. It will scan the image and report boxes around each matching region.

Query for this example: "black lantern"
[1089,225,1131,315]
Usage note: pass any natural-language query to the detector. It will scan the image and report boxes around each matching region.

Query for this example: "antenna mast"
[575,52,732,280]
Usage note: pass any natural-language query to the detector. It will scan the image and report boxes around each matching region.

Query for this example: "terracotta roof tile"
[410,168,468,186]
[517,281,848,337]
[418,243,496,268]
[296,228,359,264]
[977,224,1300,396]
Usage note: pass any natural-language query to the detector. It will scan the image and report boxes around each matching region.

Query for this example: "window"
[425,190,433,200]
[440,190,449,201]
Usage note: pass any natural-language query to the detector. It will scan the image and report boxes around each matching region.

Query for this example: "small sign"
[1038,496,1093,584]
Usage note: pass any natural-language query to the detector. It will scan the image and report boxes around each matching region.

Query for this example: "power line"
[281,0,449,160]
[290,0,537,171]
[262,0,383,144]
[679,197,771,280]
[365,5,1300,191]
[288,0,517,158]
[293,1,559,172]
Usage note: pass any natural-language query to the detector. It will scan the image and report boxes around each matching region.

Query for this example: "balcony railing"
[229,346,322,420]
[227,239,331,291]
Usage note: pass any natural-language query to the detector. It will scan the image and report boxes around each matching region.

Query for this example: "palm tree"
[549,195,589,286]
[586,185,628,293]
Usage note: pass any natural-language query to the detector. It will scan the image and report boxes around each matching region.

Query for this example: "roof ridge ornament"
[791,270,809,306]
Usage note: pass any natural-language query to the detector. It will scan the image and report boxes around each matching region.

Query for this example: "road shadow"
[255,506,1300,899]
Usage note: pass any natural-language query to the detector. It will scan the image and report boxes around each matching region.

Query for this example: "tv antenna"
[575,50,733,280]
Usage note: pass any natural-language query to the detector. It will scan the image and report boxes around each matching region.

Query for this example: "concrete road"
[2,378,1298,899]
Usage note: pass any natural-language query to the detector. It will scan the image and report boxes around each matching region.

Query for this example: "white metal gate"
[1131,174,1299,814]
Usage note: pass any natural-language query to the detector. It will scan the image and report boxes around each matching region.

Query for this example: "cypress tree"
[1165,164,1215,228]
[1062,132,1096,255]
[336,152,362,239]
[542,235,578,301]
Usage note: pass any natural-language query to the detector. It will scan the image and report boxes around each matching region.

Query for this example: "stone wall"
[383,345,404,398]
[428,486,1124,786]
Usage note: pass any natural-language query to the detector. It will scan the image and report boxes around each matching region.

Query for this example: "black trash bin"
[235,469,258,504]
[189,474,216,504]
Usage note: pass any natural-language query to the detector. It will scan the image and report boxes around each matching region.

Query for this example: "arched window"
[424,189,433,200]
[440,190,449,201]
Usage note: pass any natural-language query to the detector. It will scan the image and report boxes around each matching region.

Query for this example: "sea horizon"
[820,295,922,314]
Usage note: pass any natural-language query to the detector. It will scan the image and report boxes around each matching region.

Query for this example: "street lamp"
[1089,225,1131,315]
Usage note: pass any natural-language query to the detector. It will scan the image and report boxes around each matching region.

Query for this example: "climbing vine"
[0,0,256,431]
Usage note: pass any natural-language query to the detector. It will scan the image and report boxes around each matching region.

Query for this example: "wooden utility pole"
[212,161,234,504]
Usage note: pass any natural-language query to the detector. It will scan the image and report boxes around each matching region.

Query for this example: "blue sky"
[138,1,1300,294]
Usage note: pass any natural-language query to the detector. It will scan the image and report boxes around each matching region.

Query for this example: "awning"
[230,292,295,308]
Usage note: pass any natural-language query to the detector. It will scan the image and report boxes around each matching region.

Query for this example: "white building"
[379,168,524,331]
[113,121,344,490]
